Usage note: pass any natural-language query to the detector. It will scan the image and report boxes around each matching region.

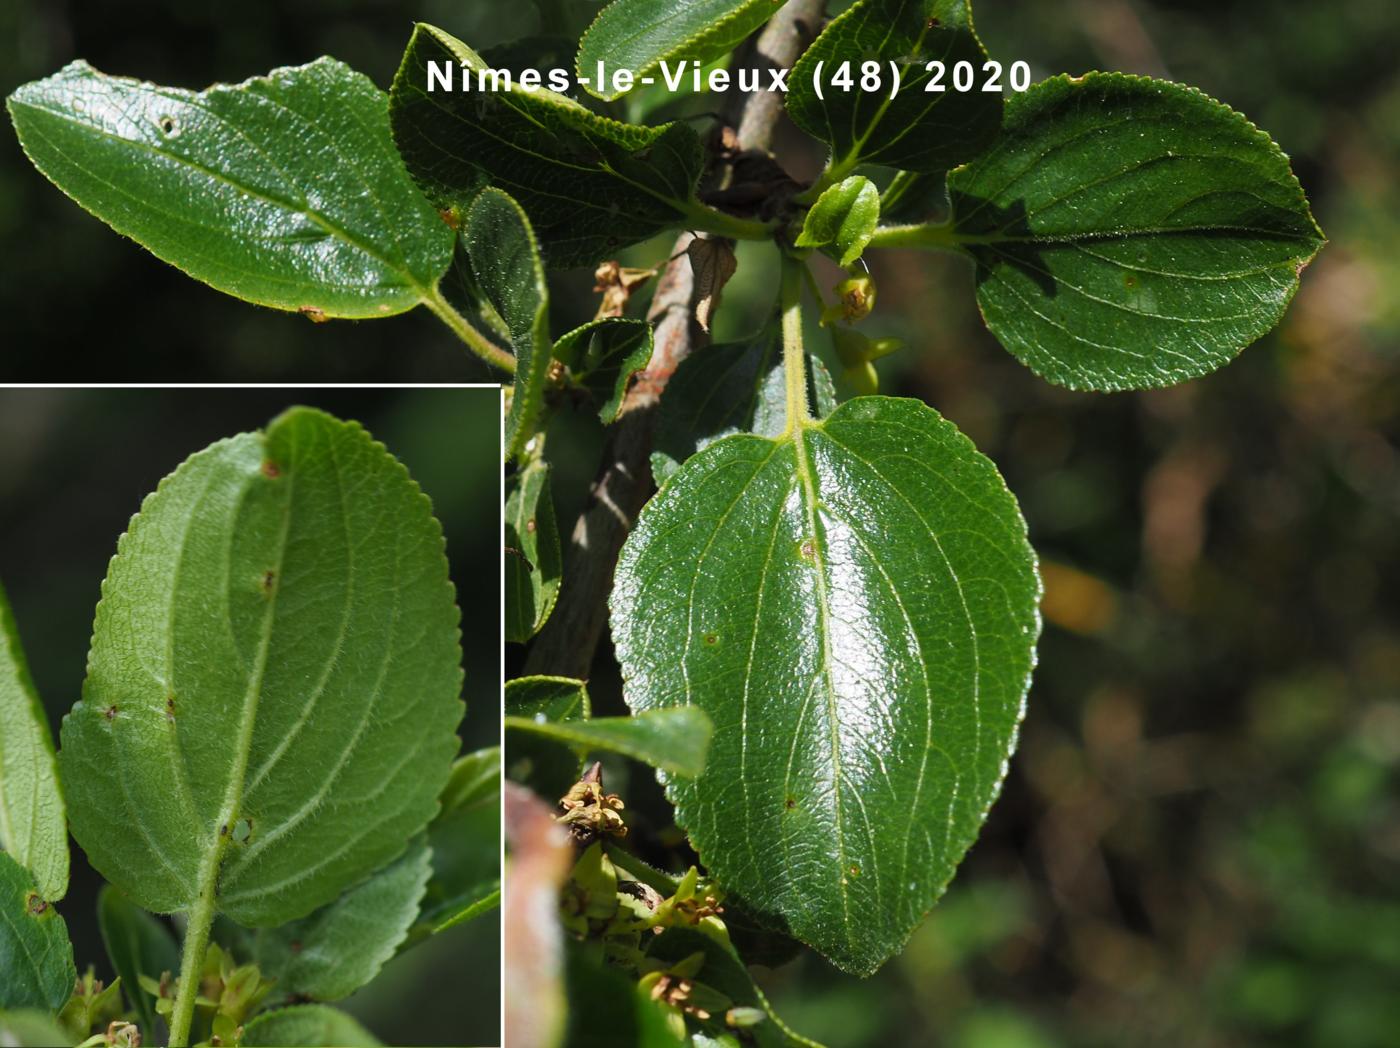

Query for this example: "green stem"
[167,880,217,1047]
[780,255,811,433]
[423,284,518,374]
[878,170,920,214]
[867,221,964,251]
[679,198,776,241]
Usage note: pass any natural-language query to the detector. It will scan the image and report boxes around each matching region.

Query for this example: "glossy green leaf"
[242,1004,381,1047]
[796,176,880,266]
[651,334,837,485]
[944,72,1325,390]
[611,396,1040,975]
[787,0,1001,178]
[576,0,777,102]
[418,749,501,934]
[7,59,453,319]
[555,318,654,425]
[504,677,591,801]
[58,407,464,928]
[0,850,75,1013]
[254,836,430,1001]
[390,23,704,268]
[0,1009,73,1046]
[0,579,67,902]
[506,459,562,644]
[463,189,552,459]
[504,708,712,778]
[645,927,817,1047]
[97,886,178,1038]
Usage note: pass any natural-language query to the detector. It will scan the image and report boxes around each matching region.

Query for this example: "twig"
[523,0,824,678]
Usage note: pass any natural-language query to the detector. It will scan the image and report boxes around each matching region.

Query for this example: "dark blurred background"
[0,388,501,1046]
[4,0,1399,1045]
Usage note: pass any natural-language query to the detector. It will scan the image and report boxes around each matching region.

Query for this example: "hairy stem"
[167,882,216,1047]
[781,256,812,433]
[423,284,517,374]
[680,198,776,241]
[866,221,963,251]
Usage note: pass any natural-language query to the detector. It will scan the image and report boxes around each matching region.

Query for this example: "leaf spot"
[104,705,118,722]
[24,891,48,916]
[298,305,328,323]
[1123,274,1138,289]
[703,632,719,646]
[784,796,797,810]
[799,538,818,563]
[166,694,177,722]
[157,114,179,136]
[260,570,276,595]
[261,460,281,478]
[525,518,537,534]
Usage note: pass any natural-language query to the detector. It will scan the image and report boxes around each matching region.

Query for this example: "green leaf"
[645,927,818,1047]
[504,677,591,801]
[242,1004,381,1047]
[787,0,1001,178]
[255,837,431,1001]
[504,708,712,778]
[0,1009,74,1047]
[58,407,464,927]
[576,0,778,102]
[390,23,704,268]
[97,886,178,1038]
[418,749,501,934]
[7,59,453,320]
[563,942,686,1047]
[506,459,562,644]
[0,850,75,1013]
[555,318,654,425]
[611,397,1041,975]
[651,334,837,486]
[943,72,1325,391]
[0,579,67,902]
[463,188,552,459]
[796,176,880,266]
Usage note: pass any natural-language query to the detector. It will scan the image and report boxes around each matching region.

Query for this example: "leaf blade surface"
[611,397,1040,974]
[7,59,453,318]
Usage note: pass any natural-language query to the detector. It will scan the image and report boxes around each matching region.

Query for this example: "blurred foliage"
[0,388,501,1047]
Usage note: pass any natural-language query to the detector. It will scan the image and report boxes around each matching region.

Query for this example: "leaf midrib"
[189,437,297,916]
[13,98,430,295]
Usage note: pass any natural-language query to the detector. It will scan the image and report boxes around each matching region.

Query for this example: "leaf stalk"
[167,877,217,1047]
[423,285,518,374]
[780,255,812,433]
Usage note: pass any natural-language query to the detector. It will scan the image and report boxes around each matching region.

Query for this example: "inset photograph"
[0,387,500,1047]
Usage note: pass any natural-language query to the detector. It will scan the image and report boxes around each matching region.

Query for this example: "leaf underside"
[7,59,453,318]
[59,407,464,927]
[255,836,432,1001]
[462,187,551,460]
[948,72,1325,391]
[0,579,67,902]
[241,1004,381,1047]
[612,397,1040,975]
[505,459,562,644]
[0,851,75,1013]
[419,749,501,934]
